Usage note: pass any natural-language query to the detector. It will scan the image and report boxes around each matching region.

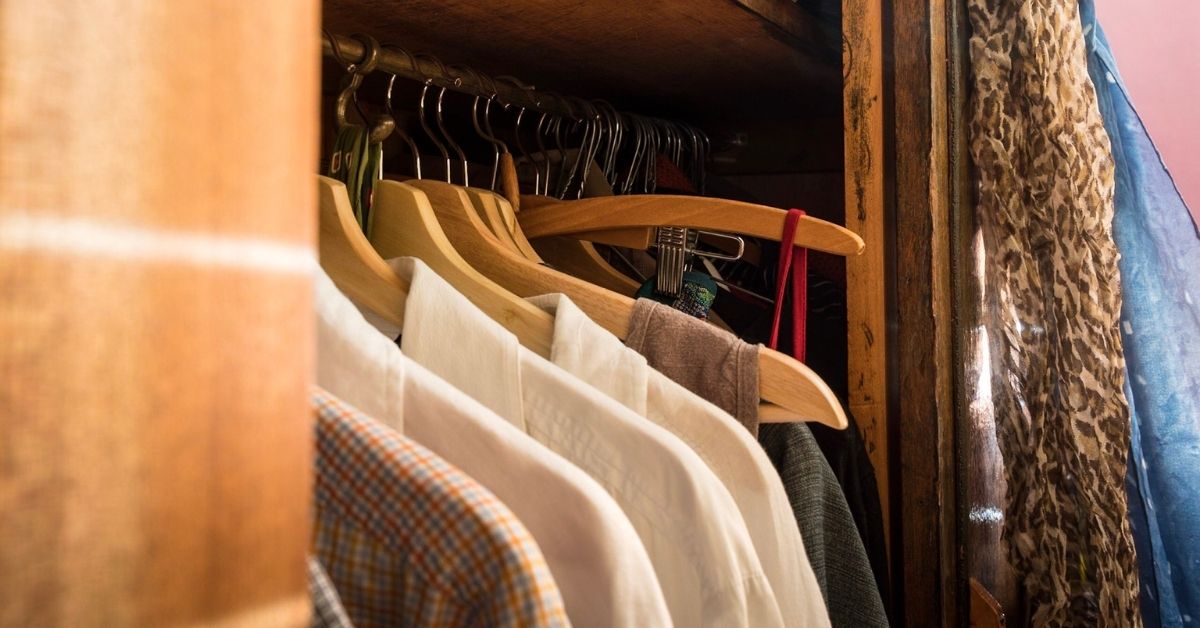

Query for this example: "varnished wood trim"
[0,1,320,624]
[891,0,962,623]
[843,0,891,572]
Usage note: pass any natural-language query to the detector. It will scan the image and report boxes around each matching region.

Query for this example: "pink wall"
[1097,0,1200,223]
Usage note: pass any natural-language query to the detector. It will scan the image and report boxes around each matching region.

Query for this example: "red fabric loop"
[767,209,808,362]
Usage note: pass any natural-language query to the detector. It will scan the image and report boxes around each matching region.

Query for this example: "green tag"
[326,125,378,233]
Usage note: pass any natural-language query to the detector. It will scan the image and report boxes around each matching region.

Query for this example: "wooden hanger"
[424,167,646,296]
[463,187,542,260]
[496,197,736,331]
[480,134,646,293]
[516,194,866,257]
[388,177,848,429]
[484,156,645,293]
[473,189,654,301]
[367,180,556,358]
[452,84,546,262]
[489,159,739,331]
[461,185,607,294]
[532,236,646,293]
[317,175,408,328]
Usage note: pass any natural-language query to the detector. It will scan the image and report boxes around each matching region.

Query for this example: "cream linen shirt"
[367,258,786,628]
[528,294,832,628]
[314,271,671,627]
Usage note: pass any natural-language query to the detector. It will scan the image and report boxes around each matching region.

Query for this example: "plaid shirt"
[311,389,569,627]
[309,556,354,628]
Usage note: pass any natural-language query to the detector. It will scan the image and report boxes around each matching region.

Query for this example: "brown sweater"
[624,298,761,435]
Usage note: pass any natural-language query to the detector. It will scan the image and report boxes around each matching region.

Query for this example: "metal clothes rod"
[322,32,576,117]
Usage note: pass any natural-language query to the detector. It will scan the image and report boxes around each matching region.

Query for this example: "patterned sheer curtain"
[965,0,1142,624]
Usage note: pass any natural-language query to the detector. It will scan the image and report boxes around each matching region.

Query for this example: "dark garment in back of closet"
[807,415,891,619]
[760,266,893,618]
[758,423,889,628]
[624,298,889,628]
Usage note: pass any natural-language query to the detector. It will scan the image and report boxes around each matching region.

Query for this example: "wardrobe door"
[0,2,319,626]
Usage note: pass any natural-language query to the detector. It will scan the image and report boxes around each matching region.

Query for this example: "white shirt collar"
[525,293,649,414]
[314,269,407,432]
[373,257,527,427]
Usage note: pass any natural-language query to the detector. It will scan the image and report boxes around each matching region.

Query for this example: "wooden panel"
[322,0,841,123]
[734,0,831,46]
[891,0,961,623]
[843,0,890,572]
[970,579,1007,627]
[0,1,319,626]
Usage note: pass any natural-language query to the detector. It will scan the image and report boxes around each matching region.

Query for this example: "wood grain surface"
[517,194,865,256]
[0,2,319,625]
[891,0,963,623]
[970,579,1007,627]
[843,0,891,570]
[322,0,840,122]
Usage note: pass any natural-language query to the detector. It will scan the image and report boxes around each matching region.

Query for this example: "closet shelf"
[322,0,842,123]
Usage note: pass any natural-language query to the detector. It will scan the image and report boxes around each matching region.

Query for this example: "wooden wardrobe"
[1,0,970,625]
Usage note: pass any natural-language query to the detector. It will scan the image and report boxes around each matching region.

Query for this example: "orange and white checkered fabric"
[311,388,569,627]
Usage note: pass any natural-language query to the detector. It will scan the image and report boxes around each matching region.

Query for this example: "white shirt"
[314,270,672,627]
[369,257,786,628]
[528,294,833,628]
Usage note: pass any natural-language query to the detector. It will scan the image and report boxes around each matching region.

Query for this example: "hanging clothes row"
[307,31,888,628]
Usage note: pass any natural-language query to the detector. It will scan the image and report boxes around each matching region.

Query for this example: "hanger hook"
[381,43,416,115]
[496,76,538,194]
[537,90,567,195]
[466,74,507,191]
[580,99,607,197]
[330,33,394,144]
[561,97,598,199]
[552,96,582,198]
[421,67,466,187]
[437,85,469,186]
[644,120,661,193]
[482,77,508,154]
[426,57,465,185]
[533,111,552,195]
[416,81,450,181]
[510,104,532,191]
[620,114,646,194]
[381,44,423,179]
[413,53,453,182]
[696,125,710,193]
[592,100,622,185]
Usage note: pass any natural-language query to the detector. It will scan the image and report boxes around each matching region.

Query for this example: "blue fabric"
[1081,3,1200,626]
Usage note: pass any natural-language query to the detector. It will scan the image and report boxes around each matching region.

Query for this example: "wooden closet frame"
[845,0,973,624]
